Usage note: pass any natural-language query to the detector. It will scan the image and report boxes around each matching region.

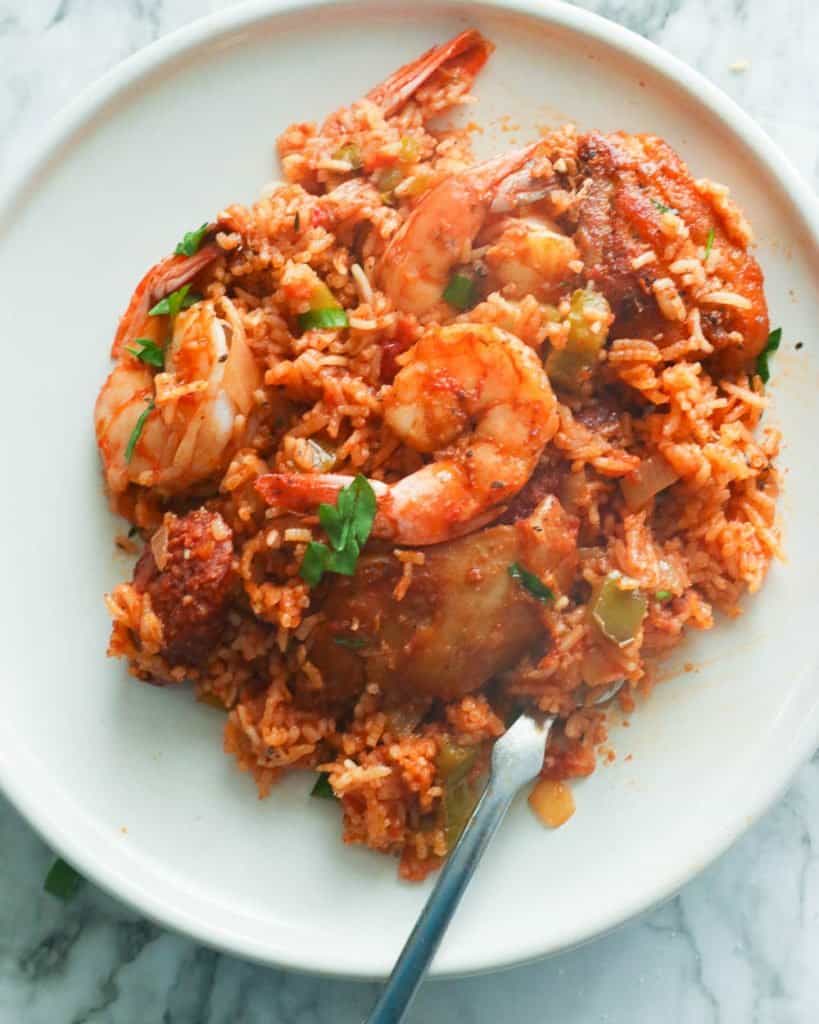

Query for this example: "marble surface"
[1,1,818,1021]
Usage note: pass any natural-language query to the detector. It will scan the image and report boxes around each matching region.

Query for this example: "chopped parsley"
[508,562,554,603]
[125,398,155,463]
[333,635,368,650]
[125,338,165,369]
[149,283,201,319]
[44,858,83,902]
[651,198,674,215]
[443,272,477,311]
[756,327,782,384]
[655,589,673,602]
[174,222,209,257]
[310,773,336,799]
[299,475,377,585]
[704,227,715,260]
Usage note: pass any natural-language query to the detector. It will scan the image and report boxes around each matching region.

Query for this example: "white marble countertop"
[1,1,818,1021]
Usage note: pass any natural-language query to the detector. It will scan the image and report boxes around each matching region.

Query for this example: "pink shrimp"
[111,241,222,359]
[256,322,558,545]
[364,29,493,117]
[377,143,545,317]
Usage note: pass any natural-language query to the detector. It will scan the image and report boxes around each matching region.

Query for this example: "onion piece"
[150,524,169,572]
[620,453,679,511]
[222,326,260,416]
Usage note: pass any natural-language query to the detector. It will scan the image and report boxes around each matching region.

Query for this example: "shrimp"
[279,31,493,193]
[111,241,222,359]
[377,144,545,317]
[256,322,558,544]
[362,29,492,119]
[484,214,579,300]
[95,299,261,495]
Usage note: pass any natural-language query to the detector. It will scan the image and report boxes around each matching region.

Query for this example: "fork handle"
[365,778,513,1024]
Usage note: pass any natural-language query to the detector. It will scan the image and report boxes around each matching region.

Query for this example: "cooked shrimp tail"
[366,29,493,117]
[111,241,222,358]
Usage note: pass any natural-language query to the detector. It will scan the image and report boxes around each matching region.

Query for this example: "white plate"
[1,0,819,980]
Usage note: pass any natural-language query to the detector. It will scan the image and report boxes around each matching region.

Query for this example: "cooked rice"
[100,34,782,881]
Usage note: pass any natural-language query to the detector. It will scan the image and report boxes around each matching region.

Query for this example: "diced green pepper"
[437,738,477,785]
[443,778,480,850]
[590,572,647,647]
[333,142,362,169]
[545,288,611,391]
[376,167,403,193]
[437,739,481,850]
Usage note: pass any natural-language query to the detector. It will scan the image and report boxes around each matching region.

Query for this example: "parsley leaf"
[756,327,782,384]
[125,398,155,463]
[125,338,165,369]
[655,589,673,602]
[301,541,331,586]
[333,635,368,650]
[508,563,554,603]
[704,227,715,261]
[44,858,83,902]
[300,475,377,585]
[174,222,209,257]
[651,198,674,215]
[311,773,336,799]
[149,283,201,319]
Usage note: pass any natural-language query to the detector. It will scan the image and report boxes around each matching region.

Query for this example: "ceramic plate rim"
[2,0,819,979]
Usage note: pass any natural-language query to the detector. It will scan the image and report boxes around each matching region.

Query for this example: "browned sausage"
[134,509,235,666]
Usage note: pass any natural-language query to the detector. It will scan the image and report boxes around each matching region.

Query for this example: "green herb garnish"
[125,338,165,369]
[508,563,554,603]
[299,475,377,585]
[311,773,336,799]
[651,198,673,215]
[655,589,672,602]
[149,283,201,319]
[44,858,83,902]
[443,272,477,311]
[125,398,155,463]
[756,327,782,384]
[333,635,368,650]
[704,227,715,261]
[298,307,350,332]
[174,222,209,257]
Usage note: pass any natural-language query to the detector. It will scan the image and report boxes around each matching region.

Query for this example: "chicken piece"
[568,131,769,370]
[306,496,578,706]
[134,509,235,665]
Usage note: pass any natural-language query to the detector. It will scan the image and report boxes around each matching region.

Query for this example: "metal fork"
[365,680,624,1024]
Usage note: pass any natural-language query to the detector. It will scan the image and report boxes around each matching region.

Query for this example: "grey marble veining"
[1,1,818,1021]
